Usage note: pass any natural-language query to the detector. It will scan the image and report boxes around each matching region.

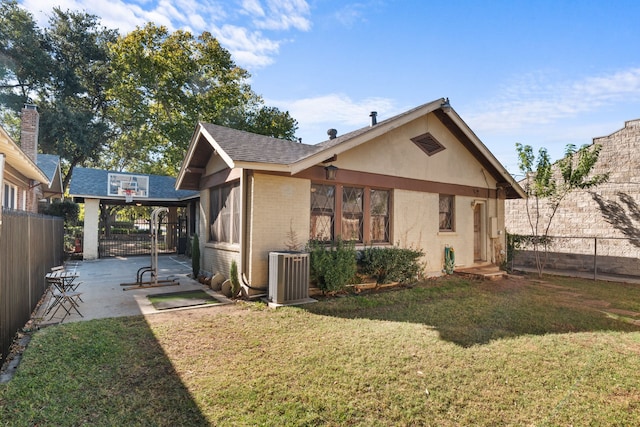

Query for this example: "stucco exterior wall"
[395,189,503,276]
[191,110,512,284]
[83,198,100,260]
[246,173,310,286]
[505,118,640,274]
[335,113,498,189]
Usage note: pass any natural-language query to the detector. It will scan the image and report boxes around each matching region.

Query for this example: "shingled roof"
[69,167,197,205]
[200,123,321,164]
[177,98,525,198]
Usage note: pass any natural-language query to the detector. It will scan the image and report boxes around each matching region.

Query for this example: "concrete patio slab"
[35,255,232,325]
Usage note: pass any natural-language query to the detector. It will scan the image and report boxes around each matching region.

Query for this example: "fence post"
[593,237,597,281]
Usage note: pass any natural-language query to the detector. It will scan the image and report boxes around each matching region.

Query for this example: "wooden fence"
[0,209,64,365]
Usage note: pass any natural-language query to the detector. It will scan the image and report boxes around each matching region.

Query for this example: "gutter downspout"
[241,170,267,294]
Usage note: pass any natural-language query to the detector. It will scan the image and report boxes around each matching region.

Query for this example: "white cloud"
[284,93,396,125]
[268,93,401,143]
[213,24,281,68]
[467,68,640,134]
[241,0,265,17]
[253,0,311,31]
[333,3,368,28]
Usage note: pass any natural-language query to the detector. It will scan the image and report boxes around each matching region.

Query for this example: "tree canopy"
[106,23,297,175]
[0,1,298,187]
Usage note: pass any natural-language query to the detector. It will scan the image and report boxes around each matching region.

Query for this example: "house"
[0,105,50,213]
[37,153,64,204]
[506,118,640,277]
[176,98,525,292]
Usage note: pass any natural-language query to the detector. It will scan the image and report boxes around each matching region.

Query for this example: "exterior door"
[474,204,482,261]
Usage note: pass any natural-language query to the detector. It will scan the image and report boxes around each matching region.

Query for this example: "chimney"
[369,111,377,127]
[327,128,338,139]
[21,103,39,164]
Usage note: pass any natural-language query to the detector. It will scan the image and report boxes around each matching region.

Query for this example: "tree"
[0,3,117,190]
[106,24,298,174]
[1,4,298,183]
[38,8,117,190]
[516,142,609,277]
[0,0,50,109]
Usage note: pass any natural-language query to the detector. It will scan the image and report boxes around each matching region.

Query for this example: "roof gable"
[176,99,525,198]
[37,154,63,196]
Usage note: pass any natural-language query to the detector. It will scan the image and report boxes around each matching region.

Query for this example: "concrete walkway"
[36,255,232,325]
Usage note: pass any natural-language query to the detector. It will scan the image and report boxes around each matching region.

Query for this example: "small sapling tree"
[516,142,608,277]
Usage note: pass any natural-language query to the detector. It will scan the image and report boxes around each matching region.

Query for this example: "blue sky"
[20,0,640,176]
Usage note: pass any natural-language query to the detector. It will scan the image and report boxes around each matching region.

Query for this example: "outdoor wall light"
[325,165,338,181]
[441,97,452,113]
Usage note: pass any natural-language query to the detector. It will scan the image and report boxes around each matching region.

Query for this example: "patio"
[35,255,232,325]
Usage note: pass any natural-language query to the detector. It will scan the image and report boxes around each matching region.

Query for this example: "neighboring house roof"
[177,98,525,199]
[69,167,198,204]
[0,125,49,184]
[37,154,64,197]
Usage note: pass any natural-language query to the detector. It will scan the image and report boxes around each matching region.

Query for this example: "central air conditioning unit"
[268,251,310,305]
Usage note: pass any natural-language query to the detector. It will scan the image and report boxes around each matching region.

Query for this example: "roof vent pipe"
[327,128,338,139]
[369,111,377,126]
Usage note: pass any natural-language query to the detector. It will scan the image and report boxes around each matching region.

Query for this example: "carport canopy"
[69,167,199,259]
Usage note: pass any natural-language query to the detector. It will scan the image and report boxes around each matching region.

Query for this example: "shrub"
[308,239,357,293]
[359,246,424,284]
[43,199,80,224]
[504,232,553,272]
[191,234,200,278]
[230,260,240,297]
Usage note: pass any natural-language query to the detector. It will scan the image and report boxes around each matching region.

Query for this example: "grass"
[1,274,640,426]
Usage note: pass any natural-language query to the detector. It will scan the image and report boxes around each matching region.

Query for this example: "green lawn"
[1,274,639,426]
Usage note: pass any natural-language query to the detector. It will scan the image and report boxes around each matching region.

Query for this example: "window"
[310,184,335,241]
[3,182,17,210]
[370,189,390,242]
[209,181,240,244]
[342,187,363,242]
[439,194,454,231]
[311,183,390,244]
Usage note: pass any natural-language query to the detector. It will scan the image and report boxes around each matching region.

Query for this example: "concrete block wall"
[506,118,640,273]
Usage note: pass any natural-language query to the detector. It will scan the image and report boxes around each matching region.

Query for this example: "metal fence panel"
[511,235,640,281]
[0,210,63,365]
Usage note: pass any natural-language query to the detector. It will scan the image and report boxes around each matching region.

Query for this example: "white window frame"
[3,182,18,210]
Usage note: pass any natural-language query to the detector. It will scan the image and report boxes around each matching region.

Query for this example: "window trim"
[311,182,391,244]
[439,194,455,232]
[310,183,336,242]
[209,180,240,245]
[3,182,17,210]
[369,188,390,243]
[342,186,364,243]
